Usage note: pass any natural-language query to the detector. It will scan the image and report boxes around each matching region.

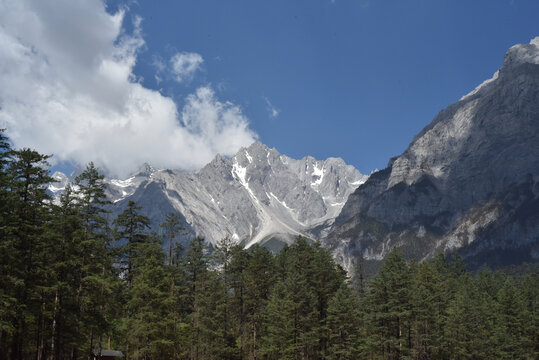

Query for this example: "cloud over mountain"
[0,0,257,177]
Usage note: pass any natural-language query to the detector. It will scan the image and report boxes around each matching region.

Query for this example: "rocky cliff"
[325,37,539,272]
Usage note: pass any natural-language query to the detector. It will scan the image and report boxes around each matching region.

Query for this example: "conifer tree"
[126,235,175,359]
[244,245,275,360]
[181,237,210,360]
[197,269,233,359]
[228,242,251,356]
[72,163,116,359]
[160,213,184,267]
[365,248,411,360]
[114,200,151,288]
[409,261,442,360]
[211,237,238,358]
[260,280,296,360]
[326,283,362,360]
[352,255,366,297]
[516,273,538,359]
[159,213,185,358]
[442,274,496,360]
[44,185,84,359]
[0,129,14,358]
[5,148,52,359]
[492,279,528,359]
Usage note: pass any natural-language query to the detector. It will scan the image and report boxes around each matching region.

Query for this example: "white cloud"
[170,52,204,83]
[152,57,166,84]
[263,97,280,118]
[0,0,257,178]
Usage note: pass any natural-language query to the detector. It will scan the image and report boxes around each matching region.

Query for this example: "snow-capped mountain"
[50,142,367,250]
[325,37,539,273]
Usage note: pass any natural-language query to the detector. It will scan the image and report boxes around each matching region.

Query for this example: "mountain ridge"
[49,141,368,250]
[325,37,539,272]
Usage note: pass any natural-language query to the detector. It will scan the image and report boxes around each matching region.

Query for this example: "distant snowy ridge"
[50,142,367,249]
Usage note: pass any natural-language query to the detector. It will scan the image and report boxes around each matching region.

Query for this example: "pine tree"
[492,279,528,359]
[365,248,411,360]
[260,280,296,360]
[326,284,362,360]
[4,148,53,359]
[72,163,116,359]
[39,184,85,359]
[310,241,347,357]
[0,129,15,359]
[279,242,318,358]
[442,274,496,360]
[159,213,185,359]
[160,213,184,267]
[244,245,275,360]
[197,269,232,359]
[114,200,151,288]
[181,237,210,360]
[126,235,175,359]
[228,242,251,356]
[409,261,442,360]
[266,238,343,359]
[352,255,366,297]
[516,273,538,359]
[210,237,238,358]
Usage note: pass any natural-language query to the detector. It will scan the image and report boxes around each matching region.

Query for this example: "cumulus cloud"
[170,52,204,83]
[0,0,257,178]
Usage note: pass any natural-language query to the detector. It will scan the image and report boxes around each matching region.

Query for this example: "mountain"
[325,37,539,273]
[50,142,367,251]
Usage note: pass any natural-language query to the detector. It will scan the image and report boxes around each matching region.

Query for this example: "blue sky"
[109,0,538,173]
[1,0,537,176]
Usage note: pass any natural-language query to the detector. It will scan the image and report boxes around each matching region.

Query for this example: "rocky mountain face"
[325,38,539,273]
[50,142,367,250]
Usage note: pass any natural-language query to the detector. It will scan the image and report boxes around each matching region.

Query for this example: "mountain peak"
[326,38,539,271]
[503,36,539,69]
[245,141,274,156]
[131,163,157,177]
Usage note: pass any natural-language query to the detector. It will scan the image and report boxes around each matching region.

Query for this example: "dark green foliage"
[365,248,412,359]
[0,129,537,360]
[125,236,176,359]
[326,284,362,359]
[3,147,53,359]
[114,200,151,287]
[260,238,346,359]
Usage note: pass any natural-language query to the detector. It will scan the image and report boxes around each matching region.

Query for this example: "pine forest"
[0,129,537,360]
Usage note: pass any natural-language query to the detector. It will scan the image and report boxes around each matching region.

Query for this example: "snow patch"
[349,177,367,187]
[460,70,499,101]
[311,163,324,188]
[268,192,293,211]
[232,161,253,197]
[110,177,135,188]
[245,151,253,163]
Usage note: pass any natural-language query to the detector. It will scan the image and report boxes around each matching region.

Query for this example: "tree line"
[0,130,537,360]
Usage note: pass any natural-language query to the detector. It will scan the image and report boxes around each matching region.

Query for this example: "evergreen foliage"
[0,129,537,359]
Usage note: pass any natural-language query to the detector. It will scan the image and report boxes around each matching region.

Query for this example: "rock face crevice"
[326,37,539,271]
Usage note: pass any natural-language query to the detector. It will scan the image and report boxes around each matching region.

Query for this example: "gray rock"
[50,142,367,249]
[325,37,539,273]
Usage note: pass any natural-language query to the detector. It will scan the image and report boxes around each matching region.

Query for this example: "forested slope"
[0,130,537,360]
